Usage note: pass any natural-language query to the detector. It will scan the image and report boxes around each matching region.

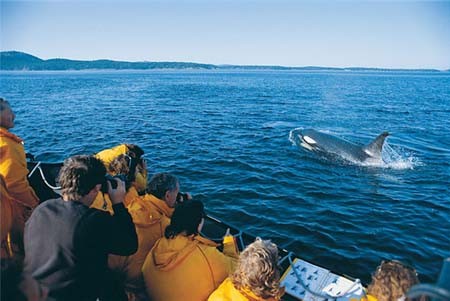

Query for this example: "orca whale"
[290,129,389,163]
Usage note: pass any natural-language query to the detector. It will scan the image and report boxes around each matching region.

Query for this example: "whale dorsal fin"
[363,132,389,158]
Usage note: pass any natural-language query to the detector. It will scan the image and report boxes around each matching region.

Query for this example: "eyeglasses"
[123,154,133,167]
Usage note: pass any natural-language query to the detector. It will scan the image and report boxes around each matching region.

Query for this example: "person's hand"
[176,192,192,204]
[222,228,236,249]
[108,178,126,205]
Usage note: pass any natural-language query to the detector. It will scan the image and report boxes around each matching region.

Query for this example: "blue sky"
[1,0,449,69]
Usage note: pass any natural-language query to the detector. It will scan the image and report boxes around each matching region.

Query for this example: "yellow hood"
[152,235,197,271]
[95,144,129,168]
[143,232,235,301]
[143,194,175,218]
[152,235,218,271]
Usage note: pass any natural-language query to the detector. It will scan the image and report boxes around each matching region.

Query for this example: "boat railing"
[203,214,364,301]
[407,257,450,301]
[28,161,62,194]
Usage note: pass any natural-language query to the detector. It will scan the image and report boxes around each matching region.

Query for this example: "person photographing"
[23,155,138,301]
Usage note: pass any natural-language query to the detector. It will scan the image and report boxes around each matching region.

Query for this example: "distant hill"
[0,51,217,70]
[218,64,445,72]
[0,51,44,70]
[0,51,446,72]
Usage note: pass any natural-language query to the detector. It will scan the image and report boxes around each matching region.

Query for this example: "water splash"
[381,143,420,170]
[264,121,297,129]
[288,128,300,145]
[337,143,420,170]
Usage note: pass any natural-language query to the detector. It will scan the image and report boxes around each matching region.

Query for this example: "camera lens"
[176,192,189,203]
[101,174,125,192]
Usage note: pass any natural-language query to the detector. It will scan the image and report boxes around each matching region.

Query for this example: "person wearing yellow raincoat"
[0,98,39,258]
[208,239,284,301]
[142,200,239,301]
[109,173,182,301]
[1,176,14,258]
[92,143,147,213]
[85,144,147,300]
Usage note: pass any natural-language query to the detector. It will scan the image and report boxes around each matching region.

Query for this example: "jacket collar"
[146,193,174,217]
[0,127,23,143]
[239,287,281,301]
[222,278,284,301]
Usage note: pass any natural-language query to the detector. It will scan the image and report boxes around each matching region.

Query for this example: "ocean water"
[1,70,449,284]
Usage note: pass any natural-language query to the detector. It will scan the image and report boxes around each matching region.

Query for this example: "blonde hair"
[231,238,282,300]
[367,260,420,301]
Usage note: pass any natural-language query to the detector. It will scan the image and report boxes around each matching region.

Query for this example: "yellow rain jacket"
[0,127,39,258]
[208,278,283,301]
[1,176,14,258]
[0,127,39,208]
[142,234,238,301]
[108,193,174,299]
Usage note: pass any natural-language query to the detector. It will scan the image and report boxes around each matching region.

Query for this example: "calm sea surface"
[1,70,449,284]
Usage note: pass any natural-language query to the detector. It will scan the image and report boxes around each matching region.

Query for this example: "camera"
[101,174,127,193]
[176,192,190,204]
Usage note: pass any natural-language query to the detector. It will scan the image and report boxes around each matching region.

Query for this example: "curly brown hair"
[367,260,420,301]
[108,144,145,184]
[58,155,106,201]
[231,238,283,300]
[109,154,131,175]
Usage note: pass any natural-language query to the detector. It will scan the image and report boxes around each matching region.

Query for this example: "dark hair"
[59,155,106,201]
[108,154,131,174]
[164,200,205,239]
[147,173,178,199]
[0,97,10,111]
[125,144,144,160]
[125,144,145,181]
[1,259,27,301]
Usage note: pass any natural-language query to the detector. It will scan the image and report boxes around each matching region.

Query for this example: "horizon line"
[1,50,449,72]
